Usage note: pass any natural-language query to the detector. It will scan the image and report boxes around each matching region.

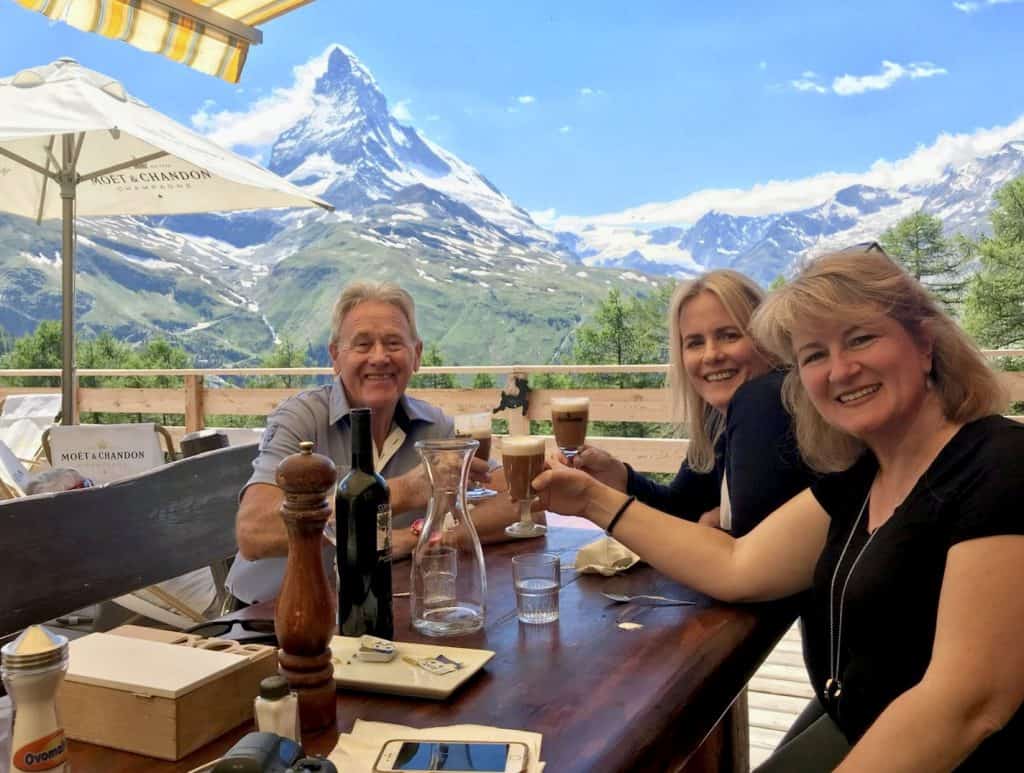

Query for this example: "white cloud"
[392,99,414,122]
[190,45,338,147]
[543,113,1024,228]
[788,60,948,97]
[954,0,1022,12]
[759,61,768,70]
[578,87,605,97]
[558,125,571,134]
[517,95,536,104]
[792,78,827,93]
[831,60,947,95]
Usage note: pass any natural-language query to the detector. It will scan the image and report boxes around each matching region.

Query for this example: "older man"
[228,280,526,604]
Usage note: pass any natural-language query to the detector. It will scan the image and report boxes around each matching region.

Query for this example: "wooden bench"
[0,444,256,638]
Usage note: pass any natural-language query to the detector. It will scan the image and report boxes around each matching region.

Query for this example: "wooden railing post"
[505,369,530,436]
[184,375,204,433]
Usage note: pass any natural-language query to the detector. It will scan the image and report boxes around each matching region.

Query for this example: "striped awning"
[13,0,314,83]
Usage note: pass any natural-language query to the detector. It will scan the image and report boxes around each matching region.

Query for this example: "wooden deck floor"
[747,623,813,768]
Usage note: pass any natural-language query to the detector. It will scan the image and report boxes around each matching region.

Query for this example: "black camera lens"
[288,758,338,772]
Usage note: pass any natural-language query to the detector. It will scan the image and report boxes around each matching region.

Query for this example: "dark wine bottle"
[336,407,394,638]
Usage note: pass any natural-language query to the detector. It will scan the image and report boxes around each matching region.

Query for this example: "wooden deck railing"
[2,355,1023,474]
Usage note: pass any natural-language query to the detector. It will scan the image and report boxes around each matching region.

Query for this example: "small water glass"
[512,553,560,625]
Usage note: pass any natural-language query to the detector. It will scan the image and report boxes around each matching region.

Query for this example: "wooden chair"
[0,444,255,638]
[42,422,177,477]
[0,393,62,497]
[40,423,210,629]
[0,437,32,498]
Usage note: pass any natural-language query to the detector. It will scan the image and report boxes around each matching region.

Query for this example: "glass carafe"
[411,438,487,637]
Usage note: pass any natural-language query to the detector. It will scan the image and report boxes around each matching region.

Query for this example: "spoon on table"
[601,591,695,606]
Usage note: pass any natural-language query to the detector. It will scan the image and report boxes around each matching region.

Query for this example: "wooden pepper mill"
[274,440,338,733]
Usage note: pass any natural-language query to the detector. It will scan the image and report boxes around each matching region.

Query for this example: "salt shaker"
[254,675,300,742]
[1,625,70,773]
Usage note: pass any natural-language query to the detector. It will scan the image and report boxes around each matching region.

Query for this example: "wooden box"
[57,627,278,760]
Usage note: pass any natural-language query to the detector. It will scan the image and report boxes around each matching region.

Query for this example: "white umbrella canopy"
[0,57,332,423]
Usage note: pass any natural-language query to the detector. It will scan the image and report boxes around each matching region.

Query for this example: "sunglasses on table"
[184,618,277,643]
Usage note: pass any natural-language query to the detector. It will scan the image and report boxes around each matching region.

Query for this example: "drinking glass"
[454,412,497,500]
[512,553,560,624]
[501,436,547,538]
[550,396,590,460]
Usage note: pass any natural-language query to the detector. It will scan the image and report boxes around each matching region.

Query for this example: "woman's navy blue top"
[626,369,815,536]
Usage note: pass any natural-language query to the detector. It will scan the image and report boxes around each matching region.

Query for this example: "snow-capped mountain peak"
[556,140,1024,283]
[263,45,551,245]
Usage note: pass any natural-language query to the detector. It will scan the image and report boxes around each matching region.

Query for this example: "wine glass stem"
[518,499,534,526]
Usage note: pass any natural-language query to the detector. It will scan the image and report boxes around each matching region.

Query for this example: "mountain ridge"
[555,142,1024,284]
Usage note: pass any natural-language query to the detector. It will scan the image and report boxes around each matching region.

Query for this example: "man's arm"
[388,456,494,515]
[236,483,288,560]
[389,467,540,558]
[237,457,514,561]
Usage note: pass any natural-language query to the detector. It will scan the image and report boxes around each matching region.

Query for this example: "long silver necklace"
[824,490,880,706]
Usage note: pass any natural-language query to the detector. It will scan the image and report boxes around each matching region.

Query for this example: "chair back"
[0,394,61,427]
[0,444,254,637]
[0,394,61,494]
[210,427,265,447]
[0,437,31,497]
[43,423,176,483]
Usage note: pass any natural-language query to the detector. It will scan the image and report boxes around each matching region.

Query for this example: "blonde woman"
[535,245,1024,771]
[568,269,815,537]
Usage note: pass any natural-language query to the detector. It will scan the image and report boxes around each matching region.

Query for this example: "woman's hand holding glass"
[531,455,599,521]
[560,444,629,492]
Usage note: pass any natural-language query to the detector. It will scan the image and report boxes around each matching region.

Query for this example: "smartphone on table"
[373,740,529,773]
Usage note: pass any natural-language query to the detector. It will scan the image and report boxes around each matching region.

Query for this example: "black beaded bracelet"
[606,495,636,536]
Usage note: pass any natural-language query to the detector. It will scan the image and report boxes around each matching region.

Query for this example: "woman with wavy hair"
[567,269,814,537]
[536,245,1024,771]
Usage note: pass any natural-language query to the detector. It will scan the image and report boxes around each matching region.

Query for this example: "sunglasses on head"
[835,240,887,255]
[185,618,277,643]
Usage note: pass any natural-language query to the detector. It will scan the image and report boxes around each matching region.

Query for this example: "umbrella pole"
[60,134,77,425]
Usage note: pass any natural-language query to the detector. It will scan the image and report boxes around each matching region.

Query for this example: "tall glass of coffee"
[454,412,497,500]
[551,396,590,460]
[501,436,547,538]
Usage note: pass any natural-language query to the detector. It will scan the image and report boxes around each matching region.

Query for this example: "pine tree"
[571,286,672,437]
[410,344,456,389]
[880,211,968,311]
[965,177,1024,347]
[573,289,665,389]
[255,338,310,388]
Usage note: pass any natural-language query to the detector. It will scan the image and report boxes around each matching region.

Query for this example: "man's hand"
[389,457,491,514]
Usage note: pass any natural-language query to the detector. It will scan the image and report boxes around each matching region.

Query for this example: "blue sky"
[2,0,1024,222]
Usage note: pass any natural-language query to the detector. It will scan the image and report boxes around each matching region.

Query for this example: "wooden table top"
[67,523,795,772]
